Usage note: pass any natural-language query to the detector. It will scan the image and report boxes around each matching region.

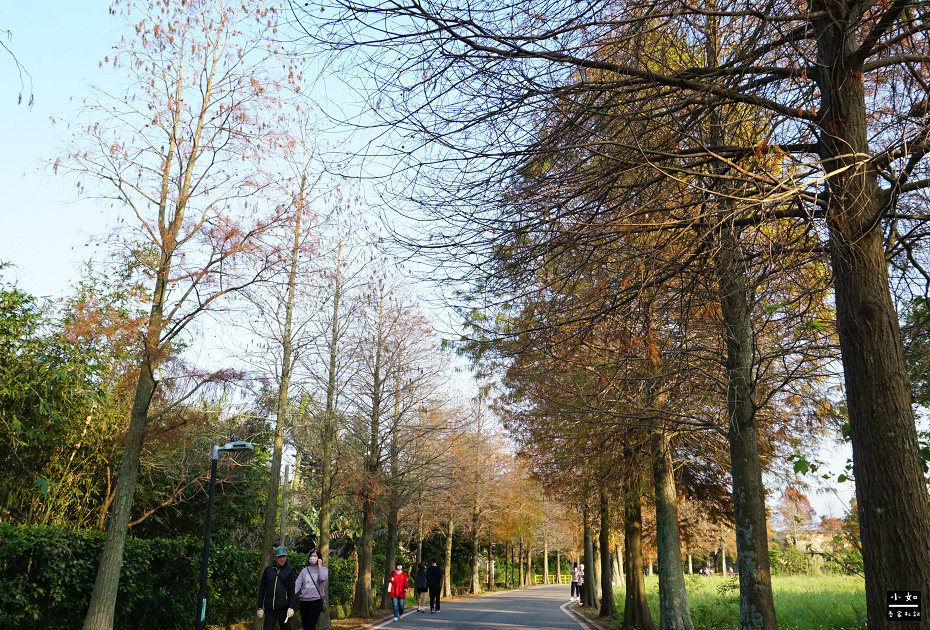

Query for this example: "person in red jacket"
[387,561,409,621]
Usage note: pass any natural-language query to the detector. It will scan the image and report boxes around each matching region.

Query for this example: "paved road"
[370,585,594,629]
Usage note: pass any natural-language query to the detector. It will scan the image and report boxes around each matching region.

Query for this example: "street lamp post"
[195,440,254,630]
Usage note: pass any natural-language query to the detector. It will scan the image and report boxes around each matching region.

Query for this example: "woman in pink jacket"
[294,548,328,630]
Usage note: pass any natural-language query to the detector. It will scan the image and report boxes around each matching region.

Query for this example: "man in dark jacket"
[257,546,297,629]
[426,557,442,613]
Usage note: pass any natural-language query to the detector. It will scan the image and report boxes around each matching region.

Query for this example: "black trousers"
[571,582,578,597]
[263,607,292,630]
[428,586,441,611]
[299,599,324,630]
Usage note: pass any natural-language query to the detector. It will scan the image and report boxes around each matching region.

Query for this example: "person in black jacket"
[257,546,297,630]
[426,557,442,613]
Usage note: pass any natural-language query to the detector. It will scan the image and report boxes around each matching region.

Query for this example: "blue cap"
[273,546,287,556]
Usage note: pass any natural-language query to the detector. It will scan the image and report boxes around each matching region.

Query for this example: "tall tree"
[63,2,292,627]
[302,1,930,623]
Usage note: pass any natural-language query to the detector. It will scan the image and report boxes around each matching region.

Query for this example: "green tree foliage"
[0,267,115,527]
[903,297,930,408]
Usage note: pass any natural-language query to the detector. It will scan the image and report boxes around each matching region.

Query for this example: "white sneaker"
[394,616,399,621]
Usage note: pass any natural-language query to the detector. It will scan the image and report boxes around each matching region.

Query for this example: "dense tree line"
[293,0,930,627]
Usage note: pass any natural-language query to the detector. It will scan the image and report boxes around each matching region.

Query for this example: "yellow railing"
[533,575,573,584]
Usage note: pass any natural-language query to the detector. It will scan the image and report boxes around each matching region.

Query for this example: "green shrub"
[781,544,809,575]
[327,555,355,610]
[0,524,260,630]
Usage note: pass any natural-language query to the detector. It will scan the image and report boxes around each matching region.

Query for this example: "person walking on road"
[414,561,429,612]
[575,563,585,603]
[388,561,409,621]
[294,548,328,630]
[570,562,579,601]
[426,557,442,613]
[257,546,297,630]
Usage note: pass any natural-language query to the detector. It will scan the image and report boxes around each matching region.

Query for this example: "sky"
[0,1,123,297]
[0,1,856,519]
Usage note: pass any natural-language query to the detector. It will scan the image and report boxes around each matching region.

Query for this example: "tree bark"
[417,512,424,565]
[83,189,176,630]
[380,499,399,610]
[623,493,655,630]
[318,243,343,630]
[82,361,158,630]
[351,491,376,618]
[810,5,930,626]
[443,518,453,599]
[714,222,780,630]
[506,541,511,588]
[612,547,621,586]
[488,537,495,591]
[470,508,481,594]
[616,544,625,585]
[582,505,598,608]
[543,531,549,585]
[252,201,303,629]
[526,543,533,586]
[599,485,618,618]
[652,431,694,630]
[519,539,525,587]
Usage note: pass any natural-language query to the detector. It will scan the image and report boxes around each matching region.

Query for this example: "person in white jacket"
[294,548,329,630]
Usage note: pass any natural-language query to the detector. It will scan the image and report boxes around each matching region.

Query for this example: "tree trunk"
[317,241,343,630]
[582,505,597,608]
[470,508,481,594]
[623,494,655,630]
[380,500,399,610]
[557,549,561,585]
[688,554,693,575]
[810,7,930,626]
[599,485,618,618]
[526,544,533,586]
[613,546,622,586]
[519,539,525,587]
[417,512,424,565]
[251,206,303,629]
[652,431,694,630]
[82,362,158,630]
[543,532,549,585]
[352,304,385,620]
[443,518,453,599]
[617,544,625,585]
[714,222,780,630]
[488,537,495,591]
[351,492,376,618]
[593,538,602,602]
[506,542,511,588]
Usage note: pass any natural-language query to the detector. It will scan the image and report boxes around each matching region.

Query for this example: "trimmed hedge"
[0,524,258,630]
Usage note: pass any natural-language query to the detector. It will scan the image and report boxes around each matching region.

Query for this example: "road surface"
[370,584,596,629]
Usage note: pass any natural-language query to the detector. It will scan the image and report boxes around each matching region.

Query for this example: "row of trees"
[292,0,930,628]
[4,5,584,630]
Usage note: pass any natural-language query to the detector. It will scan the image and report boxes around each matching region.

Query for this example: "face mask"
[396,565,402,571]
[309,557,318,565]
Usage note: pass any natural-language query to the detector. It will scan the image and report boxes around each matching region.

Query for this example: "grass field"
[609,574,866,630]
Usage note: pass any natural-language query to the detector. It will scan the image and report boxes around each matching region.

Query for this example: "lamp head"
[219,440,254,452]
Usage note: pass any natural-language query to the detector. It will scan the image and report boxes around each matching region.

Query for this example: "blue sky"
[1,0,120,297]
[0,0,855,520]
